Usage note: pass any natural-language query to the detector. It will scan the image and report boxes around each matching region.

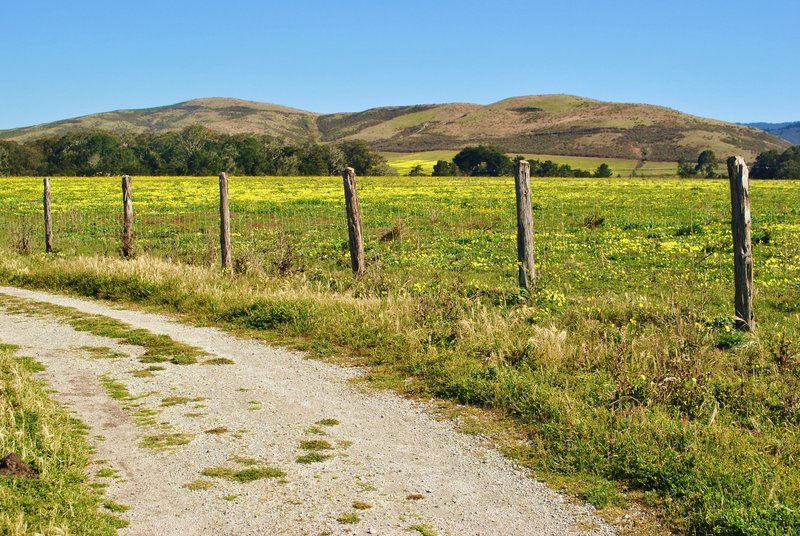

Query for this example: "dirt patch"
[0,453,39,479]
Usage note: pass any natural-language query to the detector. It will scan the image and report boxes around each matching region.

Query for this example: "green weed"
[201,466,285,482]
[139,433,193,450]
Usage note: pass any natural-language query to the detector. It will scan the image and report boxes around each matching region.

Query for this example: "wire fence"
[2,174,798,307]
[0,175,521,283]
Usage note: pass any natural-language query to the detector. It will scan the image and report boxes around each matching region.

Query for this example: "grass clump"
[102,500,129,513]
[183,479,215,491]
[99,376,132,401]
[337,512,361,524]
[131,408,160,427]
[0,346,126,534]
[203,357,235,365]
[130,365,165,378]
[410,524,438,536]
[14,355,46,373]
[69,316,203,365]
[205,427,229,435]
[96,468,118,478]
[228,456,260,466]
[201,466,285,482]
[296,452,332,464]
[77,345,127,359]
[316,418,340,427]
[300,440,333,451]
[160,396,203,407]
[139,433,193,450]
[578,479,625,508]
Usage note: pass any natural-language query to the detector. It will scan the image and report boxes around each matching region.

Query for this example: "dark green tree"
[337,140,389,175]
[594,163,613,178]
[432,160,459,176]
[677,157,697,178]
[297,143,344,175]
[695,150,718,178]
[408,164,425,176]
[452,145,512,176]
[0,140,43,175]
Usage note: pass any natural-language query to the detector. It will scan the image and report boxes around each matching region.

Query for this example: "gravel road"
[0,286,615,536]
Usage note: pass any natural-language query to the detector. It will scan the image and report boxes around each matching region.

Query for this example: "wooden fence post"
[121,175,134,258]
[727,156,754,331]
[342,167,365,277]
[43,177,53,253]
[514,160,536,290]
[219,172,232,270]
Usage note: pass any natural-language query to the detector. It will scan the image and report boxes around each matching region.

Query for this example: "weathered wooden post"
[514,160,536,290]
[121,175,134,258]
[727,156,754,331]
[342,166,365,277]
[122,175,133,258]
[219,172,232,270]
[43,177,53,253]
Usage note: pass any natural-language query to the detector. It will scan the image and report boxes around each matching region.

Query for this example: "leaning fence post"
[514,160,536,291]
[342,166,365,277]
[43,177,53,253]
[727,156,754,331]
[121,175,134,258]
[219,172,232,270]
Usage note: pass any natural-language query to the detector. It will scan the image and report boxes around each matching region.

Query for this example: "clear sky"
[1,0,797,130]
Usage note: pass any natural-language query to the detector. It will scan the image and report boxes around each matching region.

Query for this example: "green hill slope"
[0,98,320,143]
[0,95,789,161]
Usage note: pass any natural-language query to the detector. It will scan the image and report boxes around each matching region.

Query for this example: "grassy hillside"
[1,95,789,161]
[368,95,789,161]
[0,98,320,143]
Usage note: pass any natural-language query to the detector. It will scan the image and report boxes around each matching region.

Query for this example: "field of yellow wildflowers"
[1,176,797,300]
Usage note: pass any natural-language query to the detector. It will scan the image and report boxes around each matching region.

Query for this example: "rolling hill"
[0,95,790,161]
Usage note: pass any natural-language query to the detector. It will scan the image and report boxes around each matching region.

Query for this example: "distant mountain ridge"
[745,121,800,145]
[0,95,790,161]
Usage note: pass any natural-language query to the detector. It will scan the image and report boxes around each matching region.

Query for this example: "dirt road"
[0,286,614,536]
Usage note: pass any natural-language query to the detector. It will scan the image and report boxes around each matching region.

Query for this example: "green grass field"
[382,151,677,176]
[0,175,799,533]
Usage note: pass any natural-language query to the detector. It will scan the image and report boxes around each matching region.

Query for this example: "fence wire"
[0,176,520,283]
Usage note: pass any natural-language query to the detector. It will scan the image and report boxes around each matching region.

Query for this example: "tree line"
[750,146,800,179]
[0,126,395,177]
[678,147,800,179]
[430,145,612,177]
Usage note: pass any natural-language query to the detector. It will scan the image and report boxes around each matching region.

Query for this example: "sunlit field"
[382,151,677,177]
[1,176,796,299]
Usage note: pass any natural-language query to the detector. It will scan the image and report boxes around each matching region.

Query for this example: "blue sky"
[1,0,797,129]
